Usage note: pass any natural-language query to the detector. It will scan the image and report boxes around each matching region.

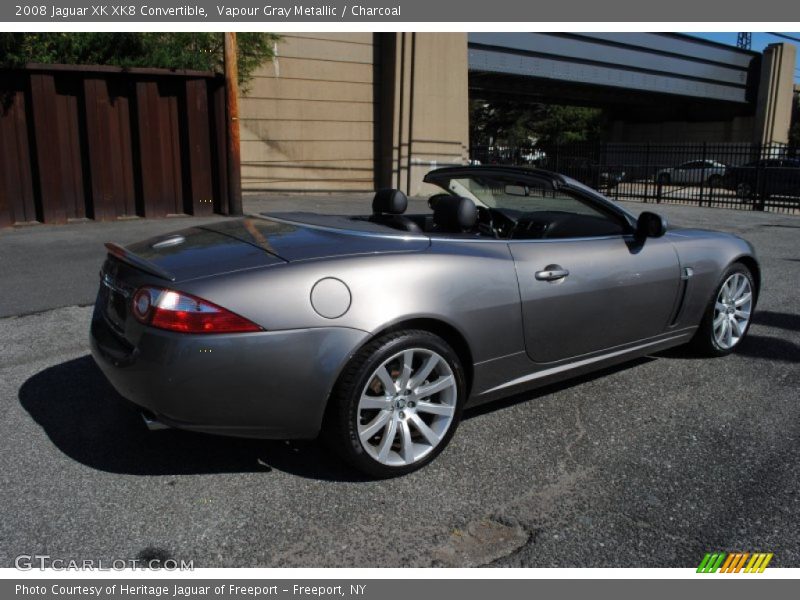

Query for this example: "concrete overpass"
[468,33,756,105]
[467,33,795,145]
[239,33,796,195]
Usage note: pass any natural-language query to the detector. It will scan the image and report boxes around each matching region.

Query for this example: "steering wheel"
[476,206,498,239]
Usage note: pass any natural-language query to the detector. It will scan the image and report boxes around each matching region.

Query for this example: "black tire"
[736,182,753,199]
[688,263,755,357]
[324,329,467,478]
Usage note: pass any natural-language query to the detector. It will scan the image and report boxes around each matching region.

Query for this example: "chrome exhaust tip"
[141,412,170,431]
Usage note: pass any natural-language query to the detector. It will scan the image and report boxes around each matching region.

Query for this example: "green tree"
[470,97,604,148]
[532,105,605,146]
[0,32,279,87]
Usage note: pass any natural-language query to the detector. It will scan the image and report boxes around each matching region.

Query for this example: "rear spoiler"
[104,242,176,282]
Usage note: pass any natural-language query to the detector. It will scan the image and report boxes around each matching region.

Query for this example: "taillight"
[131,287,262,334]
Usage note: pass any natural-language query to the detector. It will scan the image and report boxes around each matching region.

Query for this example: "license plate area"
[100,261,135,334]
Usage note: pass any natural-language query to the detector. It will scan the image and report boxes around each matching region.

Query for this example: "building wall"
[239,33,377,192]
[382,33,470,197]
[754,43,797,144]
[607,116,756,144]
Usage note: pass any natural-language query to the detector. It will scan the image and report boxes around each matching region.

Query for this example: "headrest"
[372,189,408,215]
[433,196,478,232]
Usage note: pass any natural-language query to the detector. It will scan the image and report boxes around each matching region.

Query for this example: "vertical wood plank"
[0,72,37,225]
[184,78,214,216]
[83,77,136,220]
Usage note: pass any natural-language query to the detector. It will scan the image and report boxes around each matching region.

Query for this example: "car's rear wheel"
[689,263,755,356]
[325,330,466,478]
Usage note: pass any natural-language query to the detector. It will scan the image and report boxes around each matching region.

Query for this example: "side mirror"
[636,211,667,239]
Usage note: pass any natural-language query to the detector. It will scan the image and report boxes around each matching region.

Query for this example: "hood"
[666,228,738,240]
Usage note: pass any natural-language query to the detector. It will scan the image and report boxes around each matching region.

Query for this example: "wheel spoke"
[360,395,391,410]
[375,365,397,394]
[408,354,440,389]
[399,420,414,464]
[396,350,414,391]
[416,400,455,417]
[409,413,440,446]
[734,309,750,319]
[730,317,743,338]
[735,292,752,307]
[377,418,398,462]
[713,313,726,329]
[359,410,391,441]
[733,276,747,299]
[715,301,727,313]
[717,318,729,345]
[724,319,733,347]
[726,276,738,300]
[415,375,454,399]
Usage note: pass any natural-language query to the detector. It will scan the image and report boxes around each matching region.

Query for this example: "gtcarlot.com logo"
[697,552,773,573]
[15,554,194,571]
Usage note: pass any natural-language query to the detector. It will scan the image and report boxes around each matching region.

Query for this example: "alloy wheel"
[713,272,753,350]
[357,348,457,467]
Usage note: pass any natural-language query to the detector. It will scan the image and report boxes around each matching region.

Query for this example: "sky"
[687,32,800,83]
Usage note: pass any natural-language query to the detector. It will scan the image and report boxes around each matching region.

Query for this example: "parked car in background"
[656,160,727,186]
[724,158,800,200]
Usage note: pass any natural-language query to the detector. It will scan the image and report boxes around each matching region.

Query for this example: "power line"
[767,32,800,44]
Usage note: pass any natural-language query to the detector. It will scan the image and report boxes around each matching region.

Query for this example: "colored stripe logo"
[697,552,773,573]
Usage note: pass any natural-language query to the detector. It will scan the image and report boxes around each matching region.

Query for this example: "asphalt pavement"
[0,194,798,567]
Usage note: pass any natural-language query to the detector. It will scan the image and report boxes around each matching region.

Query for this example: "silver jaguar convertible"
[90,166,759,477]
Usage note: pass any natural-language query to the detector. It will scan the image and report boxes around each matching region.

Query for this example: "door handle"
[535,266,569,281]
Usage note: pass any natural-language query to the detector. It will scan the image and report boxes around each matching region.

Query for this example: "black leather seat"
[369,189,422,233]
[432,195,478,233]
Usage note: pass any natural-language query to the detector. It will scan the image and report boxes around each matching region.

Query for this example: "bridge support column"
[754,43,797,145]
[376,33,469,196]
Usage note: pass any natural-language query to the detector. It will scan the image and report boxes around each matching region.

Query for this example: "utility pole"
[224,32,243,216]
[737,33,752,50]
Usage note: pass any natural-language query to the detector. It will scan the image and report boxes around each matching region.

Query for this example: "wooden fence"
[0,64,231,228]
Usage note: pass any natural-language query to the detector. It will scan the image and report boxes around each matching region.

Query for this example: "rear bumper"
[90,305,369,439]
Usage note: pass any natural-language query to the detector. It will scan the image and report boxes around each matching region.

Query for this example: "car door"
[506,186,681,364]
[511,235,682,363]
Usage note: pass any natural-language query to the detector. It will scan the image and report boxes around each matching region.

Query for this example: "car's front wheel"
[689,263,755,356]
[325,330,466,478]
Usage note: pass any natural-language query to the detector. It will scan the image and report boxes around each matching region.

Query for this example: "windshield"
[442,175,619,220]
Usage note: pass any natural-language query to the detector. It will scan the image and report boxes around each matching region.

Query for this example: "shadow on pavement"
[18,355,366,482]
[753,310,800,333]
[464,357,653,419]
[20,353,659,480]
[735,334,800,363]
